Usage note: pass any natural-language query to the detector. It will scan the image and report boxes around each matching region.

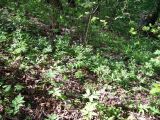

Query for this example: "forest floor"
[0,5,160,120]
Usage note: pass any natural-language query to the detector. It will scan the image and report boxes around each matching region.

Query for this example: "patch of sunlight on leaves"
[129,27,137,35]
[154,50,160,55]
[81,102,98,120]
[48,88,67,100]
[83,88,100,102]
[46,69,58,78]
[142,26,150,31]
[150,83,160,95]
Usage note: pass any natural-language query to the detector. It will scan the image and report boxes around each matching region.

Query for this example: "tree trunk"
[46,0,63,10]
[68,0,76,8]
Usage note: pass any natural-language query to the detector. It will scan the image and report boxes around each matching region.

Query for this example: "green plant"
[150,50,160,68]
[7,94,25,115]
[14,84,24,92]
[129,27,137,35]
[149,106,160,115]
[81,102,98,120]
[138,104,149,115]
[140,62,154,77]
[3,85,12,93]
[48,88,67,100]
[97,104,122,120]
[45,113,58,120]
[0,31,7,42]
[1,0,160,119]
[93,65,111,81]
[83,88,100,102]
[150,83,160,95]
[75,70,84,79]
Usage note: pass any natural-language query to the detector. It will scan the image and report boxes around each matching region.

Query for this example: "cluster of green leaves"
[0,0,160,119]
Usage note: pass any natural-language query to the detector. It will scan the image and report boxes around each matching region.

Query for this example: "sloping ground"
[0,6,160,120]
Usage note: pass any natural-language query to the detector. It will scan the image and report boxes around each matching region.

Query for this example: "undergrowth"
[0,1,160,120]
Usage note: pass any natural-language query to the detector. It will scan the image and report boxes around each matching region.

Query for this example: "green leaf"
[129,27,137,35]
[11,94,25,115]
[150,83,160,95]
[45,114,58,120]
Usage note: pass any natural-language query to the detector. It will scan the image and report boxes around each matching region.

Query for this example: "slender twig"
[83,5,99,45]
